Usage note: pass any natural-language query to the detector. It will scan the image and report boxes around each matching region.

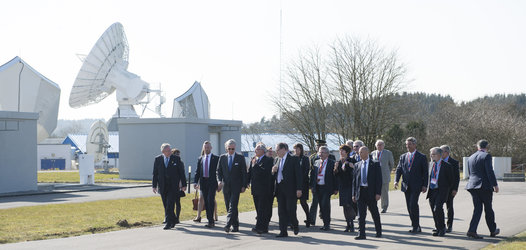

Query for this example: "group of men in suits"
[152,137,499,241]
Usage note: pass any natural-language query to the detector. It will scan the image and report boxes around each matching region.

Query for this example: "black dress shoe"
[446,227,452,233]
[355,235,366,240]
[490,228,500,237]
[276,233,288,237]
[169,223,175,229]
[162,220,167,224]
[381,209,387,213]
[293,226,299,235]
[163,224,172,230]
[224,226,231,233]
[467,232,483,239]
[305,220,310,228]
[376,232,382,238]
[433,229,445,237]
[432,229,438,233]
[320,226,330,231]
[409,226,421,233]
[344,226,350,232]
[174,220,180,225]
[232,227,239,232]
[205,223,214,228]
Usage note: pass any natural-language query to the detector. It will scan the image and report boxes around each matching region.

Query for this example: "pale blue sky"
[1,0,525,123]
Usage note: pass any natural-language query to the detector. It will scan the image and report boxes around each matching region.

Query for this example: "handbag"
[192,189,199,211]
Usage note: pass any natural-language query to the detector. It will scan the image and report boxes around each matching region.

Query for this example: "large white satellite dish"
[86,120,110,171]
[69,22,149,118]
[0,56,60,142]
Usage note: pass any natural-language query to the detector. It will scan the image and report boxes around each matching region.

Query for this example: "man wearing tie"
[353,146,382,240]
[194,141,219,228]
[309,146,338,231]
[427,147,454,236]
[272,142,302,237]
[465,140,500,239]
[248,143,274,234]
[217,139,247,233]
[440,145,460,233]
[152,143,187,230]
[394,137,429,233]
[371,140,395,213]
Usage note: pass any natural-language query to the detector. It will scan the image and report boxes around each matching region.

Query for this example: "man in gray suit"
[371,140,395,213]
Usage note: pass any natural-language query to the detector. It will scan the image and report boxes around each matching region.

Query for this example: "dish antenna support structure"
[69,22,161,118]
[86,120,110,172]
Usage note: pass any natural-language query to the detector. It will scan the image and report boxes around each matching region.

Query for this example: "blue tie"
[164,157,168,168]
[361,161,367,186]
[228,155,233,171]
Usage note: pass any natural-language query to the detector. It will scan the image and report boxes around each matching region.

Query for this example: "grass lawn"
[2,172,398,244]
[0,189,255,244]
[38,171,150,184]
[483,231,526,250]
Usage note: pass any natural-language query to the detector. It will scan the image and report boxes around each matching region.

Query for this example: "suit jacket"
[152,154,187,193]
[274,153,302,197]
[194,153,220,188]
[352,159,382,201]
[310,158,338,193]
[371,149,395,184]
[447,156,460,192]
[217,152,247,194]
[426,160,454,202]
[299,155,311,189]
[248,155,274,196]
[395,151,429,192]
[334,157,356,188]
[465,150,498,190]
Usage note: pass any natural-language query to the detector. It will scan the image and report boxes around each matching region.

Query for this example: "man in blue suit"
[394,137,429,233]
[465,140,500,239]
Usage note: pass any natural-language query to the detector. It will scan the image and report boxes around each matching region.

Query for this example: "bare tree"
[328,36,406,147]
[274,47,330,150]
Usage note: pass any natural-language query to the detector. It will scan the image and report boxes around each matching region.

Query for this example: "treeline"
[243,93,526,164]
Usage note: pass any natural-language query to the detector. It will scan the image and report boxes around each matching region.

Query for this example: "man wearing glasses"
[217,139,247,233]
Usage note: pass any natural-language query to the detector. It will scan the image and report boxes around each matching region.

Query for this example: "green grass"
[2,173,397,244]
[0,189,256,244]
[38,171,150,184]
[483,231,526,250]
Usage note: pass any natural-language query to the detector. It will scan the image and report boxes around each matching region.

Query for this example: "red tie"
[204,155,209,177]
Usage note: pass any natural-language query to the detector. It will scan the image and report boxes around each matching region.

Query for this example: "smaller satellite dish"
[86,120,110,169]
[172,81,210,119]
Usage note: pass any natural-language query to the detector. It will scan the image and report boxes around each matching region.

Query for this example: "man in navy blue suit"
[194,141,220,228]
[427,147,454,237]
[465,140,500,239]
[394,137,429,233]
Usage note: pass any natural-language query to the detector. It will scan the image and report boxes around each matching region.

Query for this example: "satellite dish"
[0,56,60,142]
[172,81,210,119]
[86,120,110,171]
[69,22,149,118]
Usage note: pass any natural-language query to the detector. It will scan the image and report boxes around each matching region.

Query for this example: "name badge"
[431,178,437,185]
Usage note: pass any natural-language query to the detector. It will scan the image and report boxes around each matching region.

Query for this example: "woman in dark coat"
[294,143,311,227]
[334,144,357,232]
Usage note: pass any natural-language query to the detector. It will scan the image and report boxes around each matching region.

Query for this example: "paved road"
[1,181,525,250]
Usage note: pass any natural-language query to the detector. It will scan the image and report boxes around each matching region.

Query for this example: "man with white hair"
[152,143,187,230]
[371,140,395,213]
[217,139,247,233]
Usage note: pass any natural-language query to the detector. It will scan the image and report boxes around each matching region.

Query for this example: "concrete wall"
[37,144,72,170]
[0,111,38,193]
[118,118,242,180]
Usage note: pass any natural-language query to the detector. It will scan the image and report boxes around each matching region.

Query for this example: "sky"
[1,0,525,123]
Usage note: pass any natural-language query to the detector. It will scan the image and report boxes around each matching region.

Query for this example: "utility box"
[79,154,95,185]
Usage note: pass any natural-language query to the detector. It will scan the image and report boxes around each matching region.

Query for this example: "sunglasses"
[228,148,235,151]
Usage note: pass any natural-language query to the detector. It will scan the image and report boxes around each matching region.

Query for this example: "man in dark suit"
[272,142,302,237]
[440,145,460,233]
[247,143,274,234]
[152,143,187,230]
[308,139,336,223]
[427,147,454,236]
[194,141,219,228]
[309,146,338,231]
[217,139,247,233]
[353,146,382,240]
[394,137,429,233]
[465,140,500,239]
